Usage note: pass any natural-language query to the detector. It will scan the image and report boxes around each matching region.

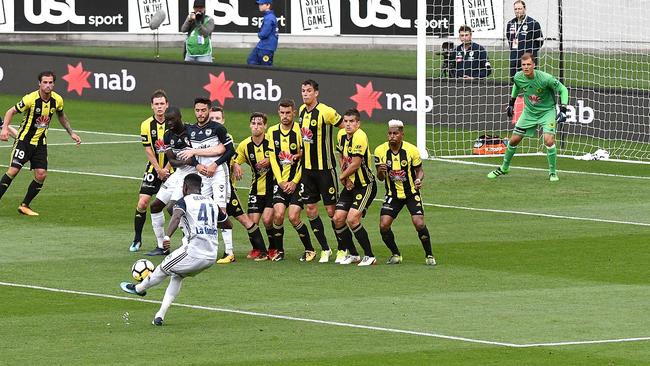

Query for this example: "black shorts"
[272,183,304,208]
[10,140,47,170]
[226,189,246,218]
[335,182,377,216]
[301,168,338,205]
[139,167,164,196]
[380,194,425,219]
[247,193,273,214]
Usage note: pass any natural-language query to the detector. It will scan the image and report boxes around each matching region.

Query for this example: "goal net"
[420,0,650,163]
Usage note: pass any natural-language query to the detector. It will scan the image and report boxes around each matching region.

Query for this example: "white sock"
[154,275,183,320]
[222,228,233,255]
[135,267,167,293]
[151,211,165,249]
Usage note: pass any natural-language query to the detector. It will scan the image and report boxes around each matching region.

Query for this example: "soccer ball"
[131,259,155,282]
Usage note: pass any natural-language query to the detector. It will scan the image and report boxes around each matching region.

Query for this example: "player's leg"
[152,274,183,325]
[18,167,46,216]
[488,127,525,179]
[333,208,358,264]
[262,205,282,260]
[347,183,377,266]
[148,198,169,256]
[302,171,331,254]
[229,191,267,259]
[131,193,152,251]
[321,169,339,253]
[1,140,27,201]
[289,203,317,261]
[380,213,401,263]
[406,195,435,265]
[541,109,559,181]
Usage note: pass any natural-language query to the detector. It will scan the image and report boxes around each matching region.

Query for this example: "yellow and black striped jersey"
[234,136,274,196]
[336,128,374,188]
[374,141,422,199]
[15,90,64,146]
[140,116,171,174]
[226,133,237,185]
[267,122,302,185]
[298,102,342,171]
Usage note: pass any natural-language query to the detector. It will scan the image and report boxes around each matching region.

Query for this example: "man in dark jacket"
[506,0,544,78]
[450,25,492,79]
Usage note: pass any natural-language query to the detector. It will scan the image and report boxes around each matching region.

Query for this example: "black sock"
[246,223,267,253]
[309,216,330,250]
[22,179,43,206]
[294,221,314,251]
[417,226,433,256]
[335,225,357,256]
[265,226,276,250]
[133,208,147,242]
[0,173,14,199]
[351,224,373,257]
[381,228,400,255]
[273,223,285,251]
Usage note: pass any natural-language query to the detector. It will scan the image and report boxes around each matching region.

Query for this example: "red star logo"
[350,81,383,118]
[203,72,234,106]
[62,62,92,96]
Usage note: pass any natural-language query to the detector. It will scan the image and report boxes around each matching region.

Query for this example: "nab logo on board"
[349,80,434,118]
[202,71,281,106]
[62,62,136,96]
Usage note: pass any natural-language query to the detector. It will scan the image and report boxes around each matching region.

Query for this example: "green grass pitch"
[0,94,649,365]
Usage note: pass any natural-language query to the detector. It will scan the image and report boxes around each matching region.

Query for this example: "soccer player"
[232,113,278,260]
[129,89,171,252]
[146,107,224,256]
[332,109,377,266]
[0,117,18,138]
[121,173,224,326]
[298,79,343,262]
[176,98,235,261]
[0,71,81,216]
[268,99,319,262]
[374,120,436,266]
[488,53,569,181]
[208,107,269,262]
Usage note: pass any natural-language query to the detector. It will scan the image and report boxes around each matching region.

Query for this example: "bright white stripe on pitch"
[1,281,648,348]
[1,165,649,227]
[0,140,140,148]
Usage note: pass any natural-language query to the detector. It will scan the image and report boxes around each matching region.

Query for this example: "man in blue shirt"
[449,25,492,79]
[247,0,278,66]
[506,0,544,78]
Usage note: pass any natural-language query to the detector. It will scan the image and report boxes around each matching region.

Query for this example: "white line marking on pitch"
[2,166,648,227]
[0,140,140,148]
[433,158,650,180]
[1,281,648,348]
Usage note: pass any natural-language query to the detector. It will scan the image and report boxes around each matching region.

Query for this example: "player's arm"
[551,78,570,122]
[55,110,81,145]
[480,47,492,78]
[340,156,361,181]
[163,200,186,250]
[232,142,248,180]
[413,165,424,190]
[144,146,169,179]
[374,147,387,182]
[165,149,197,168]
[0,109,18,140]
[506,83,521,117]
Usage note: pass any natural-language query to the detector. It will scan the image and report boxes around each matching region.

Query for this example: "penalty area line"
[1,281,648,348]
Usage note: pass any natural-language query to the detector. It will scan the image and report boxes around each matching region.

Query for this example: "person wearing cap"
[181,0,215,63]
[247,0,278,66]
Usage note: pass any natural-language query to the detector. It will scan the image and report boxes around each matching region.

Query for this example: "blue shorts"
[247,48,274,66]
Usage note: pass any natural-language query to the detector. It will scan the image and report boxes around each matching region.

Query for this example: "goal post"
[418,0,650,163]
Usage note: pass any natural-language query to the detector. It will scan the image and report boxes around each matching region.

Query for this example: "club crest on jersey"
[301,127,313,144]
[34,115,51,128]
[528,95,541,104]
[290,143,297,150]
[191,131,196,138]
[151,129,157,137]
[206,129,212,136]
[310,119,317,127]
[401,160,408,167]
[386,159,392,167]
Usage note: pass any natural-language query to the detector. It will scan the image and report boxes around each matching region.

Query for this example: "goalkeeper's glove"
[506,98,516,118]
[556,105,567,123]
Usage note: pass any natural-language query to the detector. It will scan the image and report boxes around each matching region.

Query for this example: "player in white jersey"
[146,106,224,256]
[121,173,225,326]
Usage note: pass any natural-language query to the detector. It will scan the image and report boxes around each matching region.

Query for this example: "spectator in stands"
[506,0,544,78]
[182,0,215,63]
[247,0,278,66]
[449,25,492,79]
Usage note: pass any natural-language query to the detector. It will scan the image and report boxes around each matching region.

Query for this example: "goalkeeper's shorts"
[514,109,557,137]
